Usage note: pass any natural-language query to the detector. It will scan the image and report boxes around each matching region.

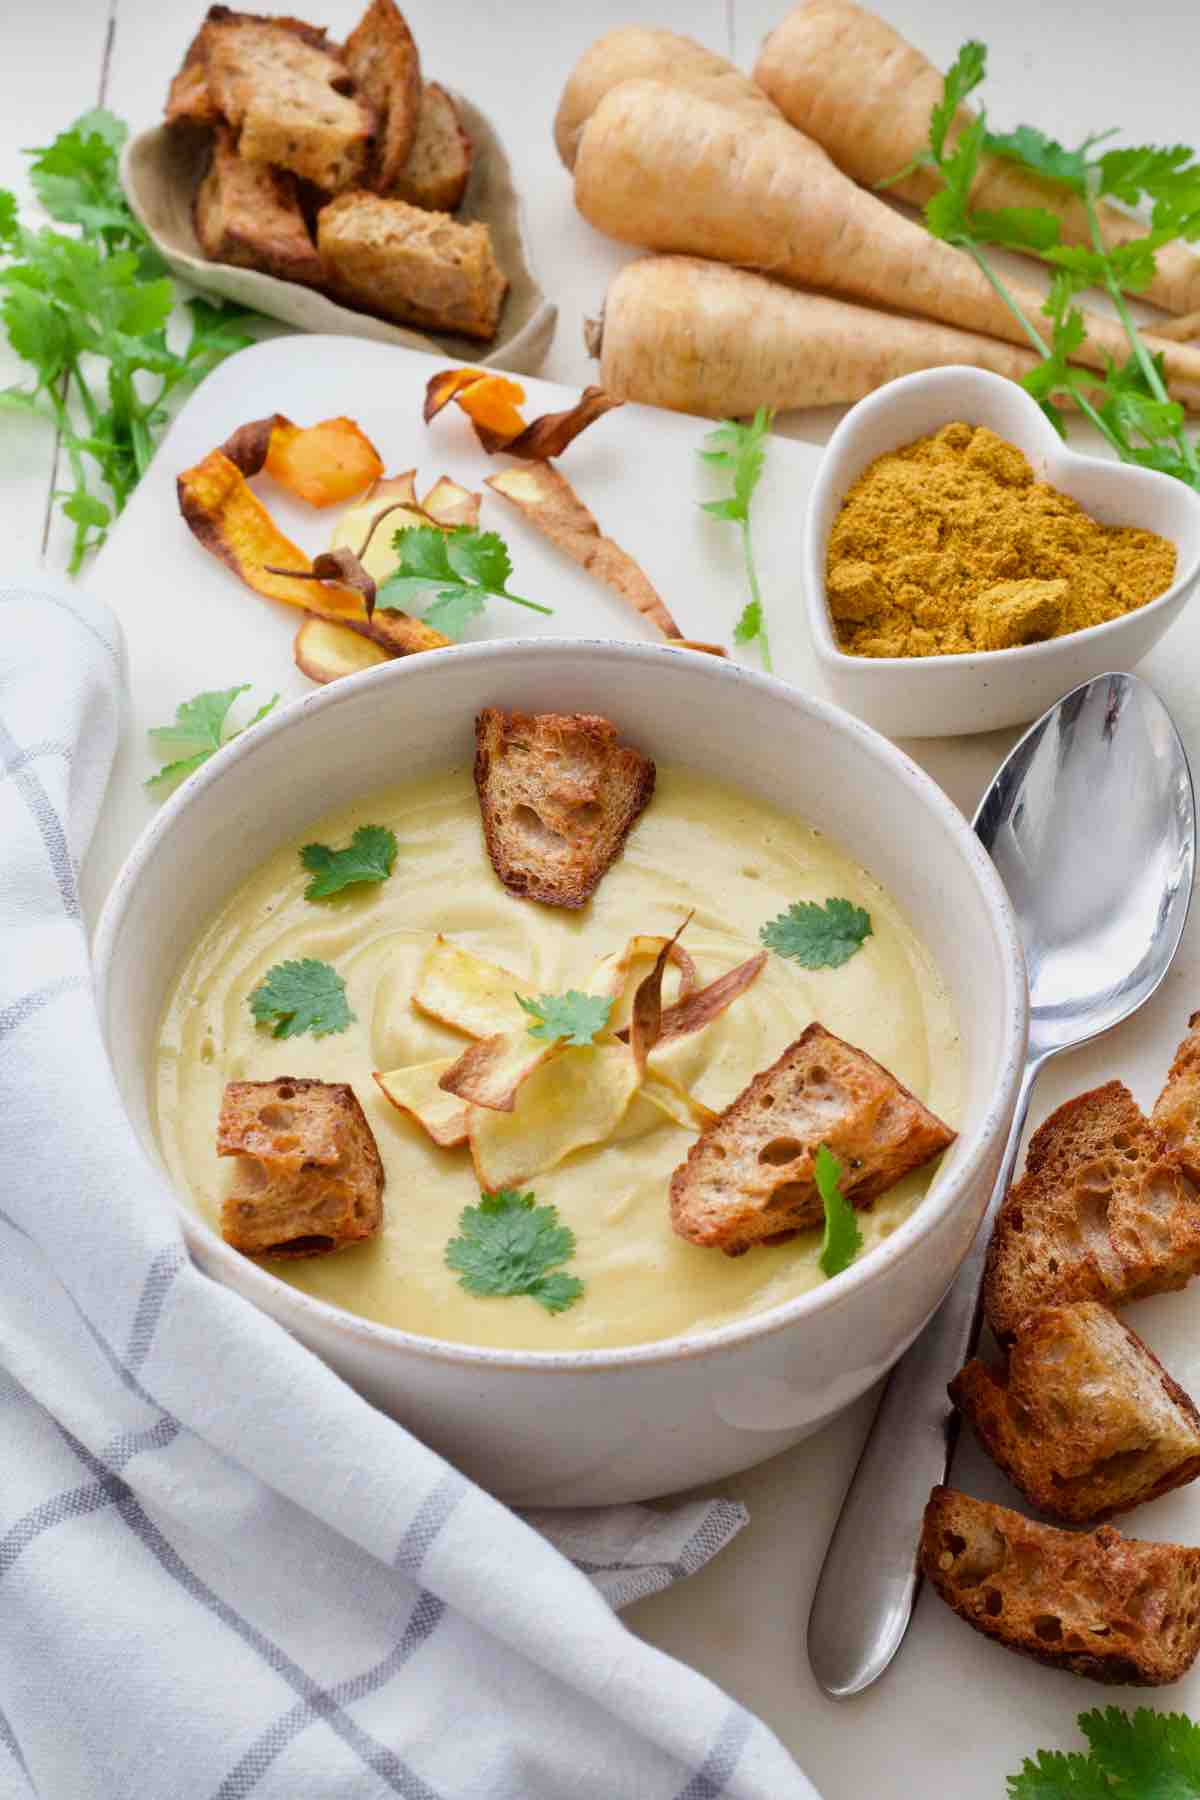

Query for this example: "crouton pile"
[166,0,507,341]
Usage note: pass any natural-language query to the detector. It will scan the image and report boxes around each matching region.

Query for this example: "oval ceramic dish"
[93,640,1027,1505]
[121,95,557,375]
[803,366,1200,738]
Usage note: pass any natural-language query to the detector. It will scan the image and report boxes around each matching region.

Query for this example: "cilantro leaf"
[760,897,872,969]
[376,525,551,640]
[0,190,17,246]
[300,825,398,900]
[145,684,279,793]
[517,990,613,1047]
[699,406,774,669]
[930,40,986,163]
[248,958,355,1039]
[983,124,1097,193]
[968,206,1062,253]
[445,1189,585,1314]
[815,1145,863,1279]
[1098,144,1199,208]
[1008,1709,1200,1799]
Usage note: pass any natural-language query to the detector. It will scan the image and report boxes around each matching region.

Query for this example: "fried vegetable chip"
[374,1061,470,1148]
[438,1030,557,1113]
[423,370,621,459]
[412,936,530,1039]
[293,617,391,685]
[629,916,693,1074]
[618,952,768,1047]
[421,476,481,529]
[468,1043,642,1189]
[221,414,384,506]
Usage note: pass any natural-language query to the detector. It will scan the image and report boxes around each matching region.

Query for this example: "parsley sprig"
[377,524,552,640]
[445,1189,585,1314]
[249,958,355,1039]
[145,684,278,792]
[1008,1707,1200,1798]
[517,990,612,1047]
[909,44,1200,486]
[815,1146,863,1279]
[300,825,397,900]
[699,407,775,669]
[760,897,873,969]
[0,109,262,570]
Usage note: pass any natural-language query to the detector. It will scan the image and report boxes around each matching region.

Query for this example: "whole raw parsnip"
[755,0,1200,317]
[572,79,1200,406]
[595,256,1048,416]
[554,25,774,170]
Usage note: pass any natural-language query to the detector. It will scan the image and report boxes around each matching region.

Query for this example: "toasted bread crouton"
[473,708,655,908]
[194,122,324,285]
[951,1302,1200,1524]
[317,193,506,340]
[343,0,421,191]
[983,1082,1200,1341]
[669,1023,954,1254]
[217,1077,384,1257]
[165,8,334,127]
[204,10,372,192]
[921,1486,1200,1684]
[390,84,473,212]
[1153,1011,1200,1182]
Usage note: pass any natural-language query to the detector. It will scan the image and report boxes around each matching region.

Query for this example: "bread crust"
[669,1022,955,1254]
[473,708,655,908]
[1153,1009,1200,1182]
[316,192,506,341]
[343,0,422,191]
[165,7,335,128]
[922,1486,1200,1685]
[951,1301,1200,1523]
[193,122,324,285]
[983,1080,1200,1341]
[217,1077,384,1257]
[390,83,473,213]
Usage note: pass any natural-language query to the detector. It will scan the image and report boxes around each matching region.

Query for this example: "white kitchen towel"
[0,576,817,1800]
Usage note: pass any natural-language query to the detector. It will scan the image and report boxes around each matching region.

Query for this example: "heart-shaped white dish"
[803,366,1200,738]
[121,94,557,376]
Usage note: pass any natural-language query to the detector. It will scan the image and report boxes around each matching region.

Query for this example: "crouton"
[950,1302,1200,1524]
[317,192,507,341]
[1153,1010,1200,1183]
[217,1077,384,1257]
[343,0,421,191]
[204,10,373,192]
[983,1081,1200,1341]
[194,122,324,285]
[669,1022,955,1255]
[921,1486,1200,1685]
[390,83,473,212]
[165,7,334,128]
[473,708,655,908]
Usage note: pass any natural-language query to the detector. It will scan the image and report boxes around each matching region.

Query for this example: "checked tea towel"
[0,576,818,1800]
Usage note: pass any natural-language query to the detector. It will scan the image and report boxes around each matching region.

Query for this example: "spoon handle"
[806,1057,1041,1700]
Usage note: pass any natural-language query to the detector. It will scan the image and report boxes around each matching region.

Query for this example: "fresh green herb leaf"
[929,39,986,163]
[815,1145,863,1279]
[967,206,1062,253]
[300,825,398,900]
[445,1189,585,1314]
[983,124,1098,193]
[145,684,278,792]
[376,524,551,640]
[699,406,774,670]
[1008,1708,1200,1799]
[1098,144,1200,208]
[0,191,17,246]
[517,990,613,1047]
[760,897,872,969]
[248,958,355,1040]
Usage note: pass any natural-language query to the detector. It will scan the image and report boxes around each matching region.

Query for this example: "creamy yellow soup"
[155,765,962,1351]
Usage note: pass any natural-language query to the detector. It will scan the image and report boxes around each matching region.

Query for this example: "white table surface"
[6,4,1200,1796]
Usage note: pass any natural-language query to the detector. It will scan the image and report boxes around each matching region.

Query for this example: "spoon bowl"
[808,670,1195,1700]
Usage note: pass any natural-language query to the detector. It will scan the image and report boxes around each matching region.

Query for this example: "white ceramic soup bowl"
[803,366,1200,739]
[94,639,1027,1505]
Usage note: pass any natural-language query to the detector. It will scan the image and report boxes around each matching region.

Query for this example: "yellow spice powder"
[825,421,1177,658]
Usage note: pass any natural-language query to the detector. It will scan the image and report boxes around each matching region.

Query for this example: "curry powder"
[825,422,1177,658]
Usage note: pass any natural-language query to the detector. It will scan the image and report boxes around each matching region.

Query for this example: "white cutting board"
[84,334,1200,1799]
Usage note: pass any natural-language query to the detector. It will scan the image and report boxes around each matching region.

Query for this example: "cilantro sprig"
[376,524,552,640]
[516,990,612,1047]
[815,1145,863,1279]
[248,958,355,1039]
[445,1189,585,1314]
[699,406,775,669]
[300,825,397,900]
[145,684,278,793]
[760,897,873,969]
[1008,1707,1200,1798]
[910,44,1200,486]
[0,109,263,570]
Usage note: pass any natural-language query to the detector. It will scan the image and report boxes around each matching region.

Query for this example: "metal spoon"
[807,671,1196,1700]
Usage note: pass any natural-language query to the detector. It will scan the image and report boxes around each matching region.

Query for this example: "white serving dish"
[803,366,1200,738]
[93,639,1027,1506]
[121,97,557,376]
